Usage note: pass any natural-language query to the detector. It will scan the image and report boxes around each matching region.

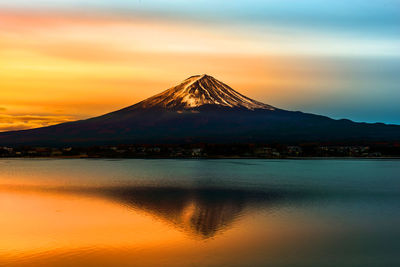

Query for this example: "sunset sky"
[1,0,399,131]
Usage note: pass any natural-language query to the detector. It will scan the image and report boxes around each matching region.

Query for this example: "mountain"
[136,74,274,110]
[0,74,399,146]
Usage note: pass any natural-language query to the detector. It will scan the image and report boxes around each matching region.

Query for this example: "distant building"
[191,148,203,157]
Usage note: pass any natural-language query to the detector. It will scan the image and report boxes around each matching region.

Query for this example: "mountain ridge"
[0,74,399,146]
[133,74,275,111]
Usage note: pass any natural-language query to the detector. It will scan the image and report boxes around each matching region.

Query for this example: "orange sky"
[0,12,330,131]
[1,7,399,131]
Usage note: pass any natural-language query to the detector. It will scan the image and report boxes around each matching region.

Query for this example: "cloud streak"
[0,114,75,132]
[1,1,399,37]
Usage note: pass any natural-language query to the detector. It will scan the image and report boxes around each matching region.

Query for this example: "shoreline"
[1,156,400,160]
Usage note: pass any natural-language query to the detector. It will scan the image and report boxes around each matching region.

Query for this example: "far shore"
[1,156,400,160]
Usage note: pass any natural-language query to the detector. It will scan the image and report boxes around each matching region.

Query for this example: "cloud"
[1,0,399,38]
[0,107,7,112]
[0,114,75,132]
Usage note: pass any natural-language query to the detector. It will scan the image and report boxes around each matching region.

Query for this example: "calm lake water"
[0,159,399,267]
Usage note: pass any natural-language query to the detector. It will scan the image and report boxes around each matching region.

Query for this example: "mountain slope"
[0,75,399,146]
[134,74,274,110]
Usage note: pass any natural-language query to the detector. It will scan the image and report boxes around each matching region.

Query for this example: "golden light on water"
[0,189,316,266]
[0,181,327,266]
[1,159,400,266]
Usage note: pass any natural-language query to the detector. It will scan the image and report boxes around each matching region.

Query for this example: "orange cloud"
[0,114,75,132]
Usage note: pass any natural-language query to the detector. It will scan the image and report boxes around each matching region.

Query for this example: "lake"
[0,159,399,267]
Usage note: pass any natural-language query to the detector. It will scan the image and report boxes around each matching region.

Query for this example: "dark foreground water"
[0,159,399,267]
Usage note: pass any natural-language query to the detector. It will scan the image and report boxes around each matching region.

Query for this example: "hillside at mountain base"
[0,74,399,146]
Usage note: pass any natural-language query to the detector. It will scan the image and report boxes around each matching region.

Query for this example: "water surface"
[0,159,399,267]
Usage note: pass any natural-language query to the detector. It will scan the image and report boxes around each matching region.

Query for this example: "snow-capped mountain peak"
[137,74,275,110]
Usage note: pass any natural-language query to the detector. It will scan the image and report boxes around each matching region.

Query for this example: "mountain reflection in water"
[11,185,287,239]
[93,187,284,238]
[97,187,249,238]
[4,180,399,240]
[1,159,400,267]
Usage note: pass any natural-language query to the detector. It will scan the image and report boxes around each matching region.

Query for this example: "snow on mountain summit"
[137,74,275,110]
